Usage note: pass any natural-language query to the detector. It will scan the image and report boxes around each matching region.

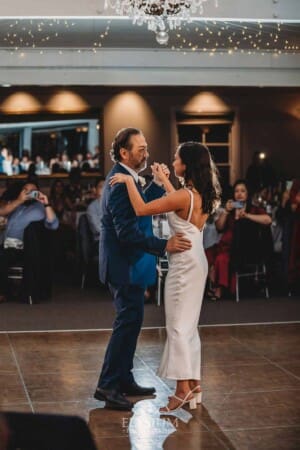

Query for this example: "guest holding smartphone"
[209,179,271,300]
[0,182,58,302]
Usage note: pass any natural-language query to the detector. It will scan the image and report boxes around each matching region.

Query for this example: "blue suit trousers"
[97,283,145,390]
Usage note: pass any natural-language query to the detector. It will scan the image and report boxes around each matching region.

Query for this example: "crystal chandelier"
[104,1,218,45]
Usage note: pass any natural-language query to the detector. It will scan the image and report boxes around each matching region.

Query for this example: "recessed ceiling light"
[1,84,11,87]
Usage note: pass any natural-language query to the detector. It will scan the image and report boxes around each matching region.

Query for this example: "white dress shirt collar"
[119,163,139,183]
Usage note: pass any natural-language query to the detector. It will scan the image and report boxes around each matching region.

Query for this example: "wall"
[0,86,299,182]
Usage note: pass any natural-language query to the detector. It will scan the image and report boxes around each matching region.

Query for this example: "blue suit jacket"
[0,155,4,174]
[99,163,167,287]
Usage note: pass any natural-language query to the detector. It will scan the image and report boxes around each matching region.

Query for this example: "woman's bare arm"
[110,173,188,216]
[151,163,176,194]
[0,189,28,216]
[242,211,272,225]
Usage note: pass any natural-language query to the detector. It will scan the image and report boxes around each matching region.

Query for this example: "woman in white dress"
[110,142,221,412]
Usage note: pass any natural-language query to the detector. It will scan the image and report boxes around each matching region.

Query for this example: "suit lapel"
[114,163,146,198]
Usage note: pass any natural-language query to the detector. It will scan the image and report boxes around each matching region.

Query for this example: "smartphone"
[28,190,39,199]
[232,201,245,209]
[286,180,293,191]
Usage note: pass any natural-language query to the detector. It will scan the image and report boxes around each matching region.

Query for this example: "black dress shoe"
[94,387,133,411]
[121,382,156,396]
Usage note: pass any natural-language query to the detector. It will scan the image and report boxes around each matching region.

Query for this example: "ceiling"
[0,1,299,87]
[0,18,299,53]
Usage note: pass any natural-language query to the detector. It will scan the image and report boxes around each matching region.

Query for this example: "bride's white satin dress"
[158,189,208,380]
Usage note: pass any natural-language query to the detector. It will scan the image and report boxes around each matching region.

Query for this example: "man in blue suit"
[94,128,191,410]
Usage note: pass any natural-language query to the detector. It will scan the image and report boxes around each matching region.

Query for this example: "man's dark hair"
[110,127,141,163]
[69,167,81,184]
[94,176,105,188]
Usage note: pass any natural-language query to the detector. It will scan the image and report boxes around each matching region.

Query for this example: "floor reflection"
[1,324,299,449]
[129,400,180,449]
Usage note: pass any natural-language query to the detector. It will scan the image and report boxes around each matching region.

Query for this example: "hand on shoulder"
[109,173,133,186]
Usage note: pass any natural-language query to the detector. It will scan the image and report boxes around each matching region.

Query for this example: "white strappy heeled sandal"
[191,385,202,404]
[160,391,197,413]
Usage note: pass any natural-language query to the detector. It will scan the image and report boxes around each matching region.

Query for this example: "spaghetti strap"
[186,188,194,223]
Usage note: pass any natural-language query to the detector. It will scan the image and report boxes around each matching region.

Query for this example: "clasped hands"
[109,162,170,187]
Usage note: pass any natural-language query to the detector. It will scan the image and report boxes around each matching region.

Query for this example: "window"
[0,110,102,163]
[176,113,233,188]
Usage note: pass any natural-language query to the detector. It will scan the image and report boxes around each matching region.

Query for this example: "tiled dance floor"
[1,324,300,449]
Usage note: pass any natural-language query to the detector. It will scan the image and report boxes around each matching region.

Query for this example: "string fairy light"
[0,18,111,55]
[0,18,298,56]
[169,20,299,55]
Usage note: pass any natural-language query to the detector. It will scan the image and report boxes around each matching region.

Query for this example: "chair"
[231,219,273,302]
[77,213,98,289]
[156,255,169,306]
[7,254,33,305]
[7,221,55,304]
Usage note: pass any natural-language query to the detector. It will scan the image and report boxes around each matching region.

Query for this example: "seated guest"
[35,155,50,175]
[210,179,271,300]
[92,146,101,168]
[12,157,21,175]
[1,148,13,176]
[60,152,72,172]
[27,162,38,181]
[82,152,96,170]
[86,177,105,243]
[203,207,224,299]
[72,152,84,168]
[278,179,300,292]
[287,180,300,291]
[0,187,29,259]
[0,187,29,217]
[65,167,83,205]
[0,182,59,302]
[0,148,12,175]
[20,151,32,173]
[49,179,73,223]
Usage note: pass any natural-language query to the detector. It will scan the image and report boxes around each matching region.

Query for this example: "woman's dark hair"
[50,179,65,199]
[178,142,221,215]
[110,127,141,163]
[81,162,91,172]
[1,182,23,201]
[232,179,252,212]
[69,167,81,184]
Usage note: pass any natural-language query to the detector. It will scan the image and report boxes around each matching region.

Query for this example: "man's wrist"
[153,179,164,188]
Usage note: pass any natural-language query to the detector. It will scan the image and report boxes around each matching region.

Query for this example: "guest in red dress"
[288,180,300,288]
[209,180,271,300]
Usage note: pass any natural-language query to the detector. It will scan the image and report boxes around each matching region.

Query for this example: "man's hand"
[225,199,234,213]
[36,192,49,205]
[166,233,192,253]
[151,162,170,186]
[17,189,29,204]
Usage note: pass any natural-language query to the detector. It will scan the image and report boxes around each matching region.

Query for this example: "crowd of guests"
[203,176,300,299]
[0,145,299,303]
[0,173,105,302]
[0,147,101,176]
